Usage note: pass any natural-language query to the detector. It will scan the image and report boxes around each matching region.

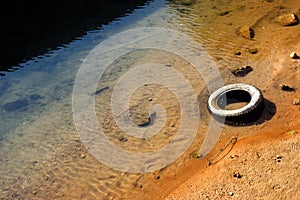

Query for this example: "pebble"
[45,175,50,181]
[275,155,282,162]
[119,136,128,142]
[287,130,297,135]
[229,65,253,77]
[229,154,239,159]
[80,154,86,159]
[229,192,234,196]
[219,10,230,16]
[248,48,258,54]
[293,98,300,105]
[234,51,241,55]
[279,84,294,91]
[275,13,299,26]
[290,52,299,59]
[239,25,255,39]
[135,115,151,127]
[232,172,243,178]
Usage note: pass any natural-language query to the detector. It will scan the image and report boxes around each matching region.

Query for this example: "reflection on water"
[0,0,152,73]
[0,0,294,199]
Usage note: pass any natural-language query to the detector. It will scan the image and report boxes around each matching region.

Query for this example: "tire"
[207,83,264,123]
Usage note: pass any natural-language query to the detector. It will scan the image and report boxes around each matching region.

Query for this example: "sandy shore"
[165,0,300,199]
[167,131,300,199]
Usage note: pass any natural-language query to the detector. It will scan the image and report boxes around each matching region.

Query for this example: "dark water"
[0,0,151,75]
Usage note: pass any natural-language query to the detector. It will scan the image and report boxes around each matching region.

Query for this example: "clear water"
[0,0,288,199]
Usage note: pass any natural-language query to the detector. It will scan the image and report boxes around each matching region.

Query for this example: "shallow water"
[0,0,293,199]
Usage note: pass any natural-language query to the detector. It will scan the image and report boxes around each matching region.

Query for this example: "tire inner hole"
[217,90,251,110]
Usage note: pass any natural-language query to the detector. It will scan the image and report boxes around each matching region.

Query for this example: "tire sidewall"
[207,83,263,118]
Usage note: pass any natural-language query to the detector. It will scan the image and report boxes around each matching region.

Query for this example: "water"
[0,0,290,199]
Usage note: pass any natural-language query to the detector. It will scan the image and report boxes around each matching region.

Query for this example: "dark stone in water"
[3,99,28,111]
[29,94,43,101]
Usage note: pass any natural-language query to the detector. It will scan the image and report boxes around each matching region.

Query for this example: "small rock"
[287,130,297,135]
[239,25,255,39]
[45,175,50,181]
[32,191,37,195]
[229,192,234,196]
[248,48,258,54]
[190,150,199,158]
[279,84,294,91]
[229,154,239,159]
[148,98,153,101]
[119,136,128,142]
[275,155,282,162]
[80,154,86,159]
[229,65,253,77]
[219,10,230,16]
[132,113,151,127]
[234,51,241,55]
[3,99,28,112]
[29,94,43,101]
[233,172,243,178]
[290,52,300,59]
[275,13,299,26]
[31,161,38,166]
[293,98,300,105]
